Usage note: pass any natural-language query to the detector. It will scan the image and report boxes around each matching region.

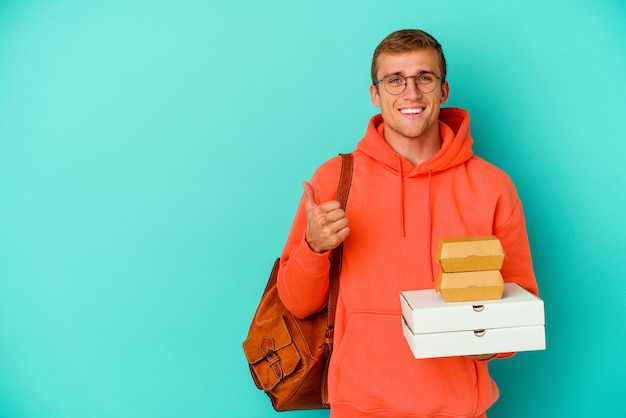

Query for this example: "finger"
[317,200,342,213]
[336,225,351,243]
[324,224,351,250]
[319,207,345,223]
[302,182,318,209]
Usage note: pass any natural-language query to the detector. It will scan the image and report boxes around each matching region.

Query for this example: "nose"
[403,76,422,97]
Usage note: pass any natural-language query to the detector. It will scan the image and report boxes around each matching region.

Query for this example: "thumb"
[302,182,318,209]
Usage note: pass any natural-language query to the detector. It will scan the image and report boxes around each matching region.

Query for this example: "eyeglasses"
[374,72,443,95]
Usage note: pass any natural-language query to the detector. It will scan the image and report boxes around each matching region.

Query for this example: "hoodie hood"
[357,107,474,174]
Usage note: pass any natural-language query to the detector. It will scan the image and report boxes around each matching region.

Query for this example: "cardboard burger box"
[435,235,506,302]
[436,270,505,302]
[400,283,545,359]
[436,235,505,272]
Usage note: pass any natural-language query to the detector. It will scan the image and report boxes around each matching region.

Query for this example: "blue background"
[1,0,624,417]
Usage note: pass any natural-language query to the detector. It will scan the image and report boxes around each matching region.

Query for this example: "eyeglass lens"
[383,74,439,95]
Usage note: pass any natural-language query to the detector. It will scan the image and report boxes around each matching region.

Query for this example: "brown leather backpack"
[242,153,353,410]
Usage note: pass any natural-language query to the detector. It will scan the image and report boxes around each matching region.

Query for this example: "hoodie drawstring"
[398,158,435,282]
[399,159,435,282]
[398,155,406,237]
[428,169,435,282]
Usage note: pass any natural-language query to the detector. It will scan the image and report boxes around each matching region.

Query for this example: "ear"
[370,84,380,107]
[440,80,450,104]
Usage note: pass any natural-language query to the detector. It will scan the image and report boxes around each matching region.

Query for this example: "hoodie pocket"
[331,312,479,416]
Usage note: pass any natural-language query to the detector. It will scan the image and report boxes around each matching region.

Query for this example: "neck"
[384,129,442,166]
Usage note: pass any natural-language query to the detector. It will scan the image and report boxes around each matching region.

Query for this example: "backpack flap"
[242,315,301,391]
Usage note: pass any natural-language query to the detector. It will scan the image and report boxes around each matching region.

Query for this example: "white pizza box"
[400,283,545,359]
[400,282,544,334]
[401,319,545,359]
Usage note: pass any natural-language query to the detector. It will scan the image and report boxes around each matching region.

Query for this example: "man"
[277,29,538,418]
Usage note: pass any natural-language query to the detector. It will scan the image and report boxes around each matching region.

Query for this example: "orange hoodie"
[278,107,538,418]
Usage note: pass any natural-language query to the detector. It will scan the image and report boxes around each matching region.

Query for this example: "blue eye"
[386,76,405,85]
[418,74,434,83]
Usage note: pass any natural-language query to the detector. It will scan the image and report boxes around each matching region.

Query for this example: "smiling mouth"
[400,108,424,115]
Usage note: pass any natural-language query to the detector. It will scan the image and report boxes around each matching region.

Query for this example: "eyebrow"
[381,70,438,78]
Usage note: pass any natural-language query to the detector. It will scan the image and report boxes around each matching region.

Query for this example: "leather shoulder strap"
[335,153,353,210]
[326,153,353,335]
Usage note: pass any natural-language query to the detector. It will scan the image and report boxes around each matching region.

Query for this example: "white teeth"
[400,108,423,114]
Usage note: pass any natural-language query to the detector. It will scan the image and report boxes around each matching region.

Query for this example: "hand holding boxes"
[400,236,545,359]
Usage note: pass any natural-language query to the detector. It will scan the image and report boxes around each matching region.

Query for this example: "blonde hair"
[371,29,447,83]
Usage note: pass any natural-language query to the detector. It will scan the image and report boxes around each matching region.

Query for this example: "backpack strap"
[325,153,353,345]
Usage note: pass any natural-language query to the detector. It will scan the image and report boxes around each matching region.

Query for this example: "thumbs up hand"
[302,182,350,253]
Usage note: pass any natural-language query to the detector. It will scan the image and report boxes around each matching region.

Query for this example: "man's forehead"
[376,49,440,75]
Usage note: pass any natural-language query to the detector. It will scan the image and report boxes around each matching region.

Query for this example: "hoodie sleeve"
[276,156,343,319]
[489,180,538,361]
[493,183,539,296]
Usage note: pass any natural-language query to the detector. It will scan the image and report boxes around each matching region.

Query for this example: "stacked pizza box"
[400,236,545,359]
